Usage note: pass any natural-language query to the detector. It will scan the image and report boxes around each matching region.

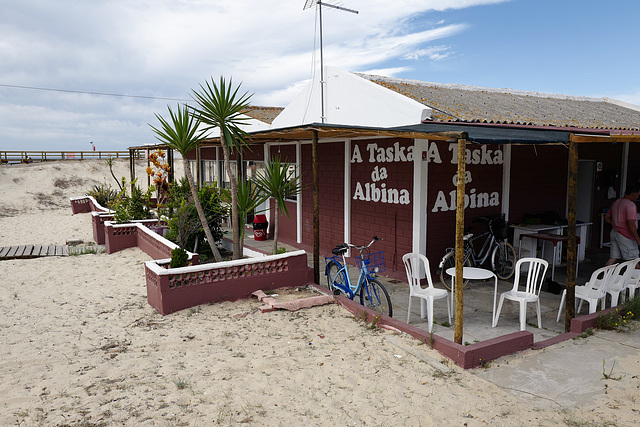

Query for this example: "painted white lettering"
[353,180,411,205]
[426,143,442,163]
[353,182,364,199]
[386,147,394,162]
[481,145,494,165]
[394,142,407,162]
[431,190,449,212]
[351,144,363,163]
[468,188,476,208]
[493,150,503,164]
[371,166,388,182]
[431,188,501,212]
[449,143,459,164]
[371,183,380,202]
[472,149,481,164]
[399,190,410,205]
[366,143,377,162]
[387,188,399,204]
[451,171,473,186]
[448,142,504,165]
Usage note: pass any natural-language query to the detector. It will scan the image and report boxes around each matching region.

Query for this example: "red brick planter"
[145,250,314,315]
[103,220,198,263]
[70,195,110,214]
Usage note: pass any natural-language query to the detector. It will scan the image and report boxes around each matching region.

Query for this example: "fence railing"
[0,150,141,164]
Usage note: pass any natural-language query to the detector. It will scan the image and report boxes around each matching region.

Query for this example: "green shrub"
[595,296,640,331]
[112,184,153,223]
[164,182,224,259]
[170,247,189,268]
[87,183,118,208]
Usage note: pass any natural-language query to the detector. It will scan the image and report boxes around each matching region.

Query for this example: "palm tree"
[190,77,253,260]
[253,156,304,255]
[149,104,223,262]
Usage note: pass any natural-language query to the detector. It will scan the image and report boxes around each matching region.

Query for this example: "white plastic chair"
[556,264,617,322]
[402,253,451,332]
[624,259,640,300]
[493,258,548,331]
[605,259,637,308]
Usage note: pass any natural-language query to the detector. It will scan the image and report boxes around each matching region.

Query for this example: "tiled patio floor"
[237,229,613,344]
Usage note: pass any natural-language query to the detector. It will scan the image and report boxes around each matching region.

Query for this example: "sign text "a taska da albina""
[425,142,504,212]
[351,142,412,205]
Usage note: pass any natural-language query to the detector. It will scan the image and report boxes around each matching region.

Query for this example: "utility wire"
[0,83,190,102]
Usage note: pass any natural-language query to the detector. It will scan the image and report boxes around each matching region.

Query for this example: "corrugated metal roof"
[242,106,284,124]
[357,74,640,131]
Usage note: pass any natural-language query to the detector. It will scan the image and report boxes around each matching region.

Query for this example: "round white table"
[446,267,498,326]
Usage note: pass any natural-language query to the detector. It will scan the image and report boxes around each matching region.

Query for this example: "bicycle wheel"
[326,261,348,296]
[359,278,393,317]
[491,241,517,280]
[439,252,471,290]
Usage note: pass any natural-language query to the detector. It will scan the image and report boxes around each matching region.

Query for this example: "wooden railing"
[0,150,142,164]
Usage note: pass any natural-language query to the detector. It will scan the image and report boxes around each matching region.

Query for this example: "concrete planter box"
[145,250,314,315]
[103,220,196,262]
[70,195,111,215]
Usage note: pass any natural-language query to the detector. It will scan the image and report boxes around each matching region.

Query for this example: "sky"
[1,0,640,151]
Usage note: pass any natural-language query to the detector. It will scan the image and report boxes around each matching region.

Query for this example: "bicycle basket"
[355,251,385,273]
[490,216,508,241]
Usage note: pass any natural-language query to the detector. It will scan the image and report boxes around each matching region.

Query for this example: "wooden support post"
[168,148,174,183]
[454,136,467,344]
[312,130,320,285]
[196,145,201,189]
[147,150,151,189]
[129,149,136,194]
[565,140,578,332]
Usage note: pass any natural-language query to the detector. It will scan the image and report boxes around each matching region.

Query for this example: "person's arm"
[605,210,613,225]
[626,219,640,245]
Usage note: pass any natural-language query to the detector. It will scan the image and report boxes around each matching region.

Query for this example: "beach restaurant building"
[186,68,640,279]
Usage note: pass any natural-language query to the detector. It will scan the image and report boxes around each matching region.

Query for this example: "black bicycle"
[437,215,517,289]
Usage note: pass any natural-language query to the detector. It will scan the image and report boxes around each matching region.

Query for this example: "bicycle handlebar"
[337,236,382,252]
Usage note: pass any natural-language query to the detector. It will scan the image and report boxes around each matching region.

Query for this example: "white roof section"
[270,67,431,128]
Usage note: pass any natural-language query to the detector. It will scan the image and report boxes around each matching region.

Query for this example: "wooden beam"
[312,130,320,285]
[129,149,136,194]
[196,144,201,189]
[570,134,640,143]
[454,136,468,344]
[564,140,578,332]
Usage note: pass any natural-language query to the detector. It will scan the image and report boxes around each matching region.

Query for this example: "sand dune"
[0,159,637,426]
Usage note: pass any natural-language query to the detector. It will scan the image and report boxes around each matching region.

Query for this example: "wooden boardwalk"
[0,245,69,260]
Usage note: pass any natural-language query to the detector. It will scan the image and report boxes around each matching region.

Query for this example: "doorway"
[577,160,596,247]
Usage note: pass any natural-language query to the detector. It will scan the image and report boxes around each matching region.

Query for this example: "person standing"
[604,183,640,265]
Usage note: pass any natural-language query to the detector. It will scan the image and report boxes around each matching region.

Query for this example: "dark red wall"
[425,141,505,262]
[271,199,297,243]
[508,144,568,225]
[350,138,414,273]
[300,142,345,254]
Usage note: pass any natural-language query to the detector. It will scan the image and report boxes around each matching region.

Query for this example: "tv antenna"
[303,1,358,123]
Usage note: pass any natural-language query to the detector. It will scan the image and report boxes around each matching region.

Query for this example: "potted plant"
[146,149,171,236]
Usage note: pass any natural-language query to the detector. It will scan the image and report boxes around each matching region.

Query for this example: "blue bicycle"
[325,236,393,317]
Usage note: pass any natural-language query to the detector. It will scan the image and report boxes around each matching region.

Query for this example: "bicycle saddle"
[332,243,348,255]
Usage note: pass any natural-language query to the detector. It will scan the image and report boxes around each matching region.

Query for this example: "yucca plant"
[149,104,223,262]
[190,77,253,260]
[253,156,304,255]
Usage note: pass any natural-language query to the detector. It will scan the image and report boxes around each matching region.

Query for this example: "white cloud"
[0,0,510,150]
[403,46,453,61]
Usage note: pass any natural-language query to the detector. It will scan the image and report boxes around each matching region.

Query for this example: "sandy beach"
[1,159,639,426]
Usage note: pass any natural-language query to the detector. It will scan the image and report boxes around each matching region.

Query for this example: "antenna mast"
[303,1,358,123]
